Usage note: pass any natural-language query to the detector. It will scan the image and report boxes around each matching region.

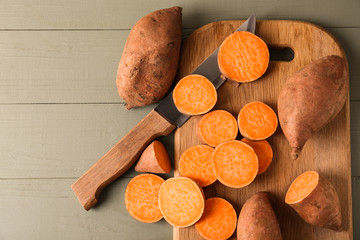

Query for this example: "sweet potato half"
[116,7,182,109]
[285,171,342,231]
[135,140,171,173]
[278,55,348,159]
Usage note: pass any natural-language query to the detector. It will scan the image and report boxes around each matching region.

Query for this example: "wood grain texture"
[0,177,358,240]
[0,178,172,240]
[72,110,175,210]
[0,29,359,104]
[0,104,156,178]
[0,102,357,179]
[0,31,124,104]
[0,0,359,29]
[174,20,352,240]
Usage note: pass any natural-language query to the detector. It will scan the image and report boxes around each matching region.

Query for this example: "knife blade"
[155,14,256,127]
[72,15,257,210]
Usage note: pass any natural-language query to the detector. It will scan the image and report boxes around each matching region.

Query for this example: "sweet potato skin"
[278,55,348,159]
[135,140,171,173]
[286,175,342,231]
[116,7,182,109]
[237,192,282,240]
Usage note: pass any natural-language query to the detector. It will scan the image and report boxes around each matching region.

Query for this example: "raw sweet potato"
[241,138,273,175]
[198,110,238,147]
[116,7,182,109]
[158,177,205,227]
[237,192,282,240]
[285,171,342,231]
[125,174,164,223]
[173,74,217,115]
[135,140,171,173]
[278,55,348,159]
[218,31,269,83]
[195,197,237,240]
[238,101,278,140]
[212,140,258,188]
[179,145,216,187]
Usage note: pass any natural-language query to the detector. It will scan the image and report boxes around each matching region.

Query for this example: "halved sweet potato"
[285,171,342,231]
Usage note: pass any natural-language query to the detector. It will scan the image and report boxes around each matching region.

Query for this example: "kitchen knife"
[71,15,256,210]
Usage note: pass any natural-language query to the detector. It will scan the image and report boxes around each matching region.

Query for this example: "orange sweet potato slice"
[195,197,237,240]
[173,74,217,115]
[218,31,269,83]
[158,177,205,227]
[125,174,164,223]
[198,110,238,147]
[285,171,342,231]
[135,140,171,173]
[238,101,278,140]
[179,145,216,187]
[241,138,273,174]
[212,140,258,188]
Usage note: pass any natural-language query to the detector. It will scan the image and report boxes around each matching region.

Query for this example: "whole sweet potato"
[278,55,348,159]
[237,192,282,240]
[116,7,182,109]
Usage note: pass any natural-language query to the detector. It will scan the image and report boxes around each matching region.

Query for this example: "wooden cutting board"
[173,20,352,240]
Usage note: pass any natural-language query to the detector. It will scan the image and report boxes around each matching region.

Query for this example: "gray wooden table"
[0,0,358,239]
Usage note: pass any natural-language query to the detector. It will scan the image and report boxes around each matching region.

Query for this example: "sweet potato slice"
[218,31,269,83]
[116,7,182,109]
[173,74,217,115]
[125,174,164,223]
[241,138,273,174]
[158,177,205,227]
[278,55,349,159]
[179,145,216,187]
[237,192,282,240]
[238,101,278,140]
[212,140,258,188]
[285,171,342,231]
[195,197,237,240]
[135,140,171,173]
[198,110,238,147]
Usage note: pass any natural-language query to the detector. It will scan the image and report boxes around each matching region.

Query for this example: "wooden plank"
[0,101,357,180]
[0,28,359,104]
[174,20,352,240]
[0,103,174,179]
[0,177,358,240]
[0,0,359,29]
[0,178,172,240]
[0,30,125,104]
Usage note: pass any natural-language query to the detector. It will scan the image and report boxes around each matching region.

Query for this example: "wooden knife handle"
[71,109,176,210]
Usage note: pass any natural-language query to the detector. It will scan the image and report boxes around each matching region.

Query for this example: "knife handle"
[71,109,176,210]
